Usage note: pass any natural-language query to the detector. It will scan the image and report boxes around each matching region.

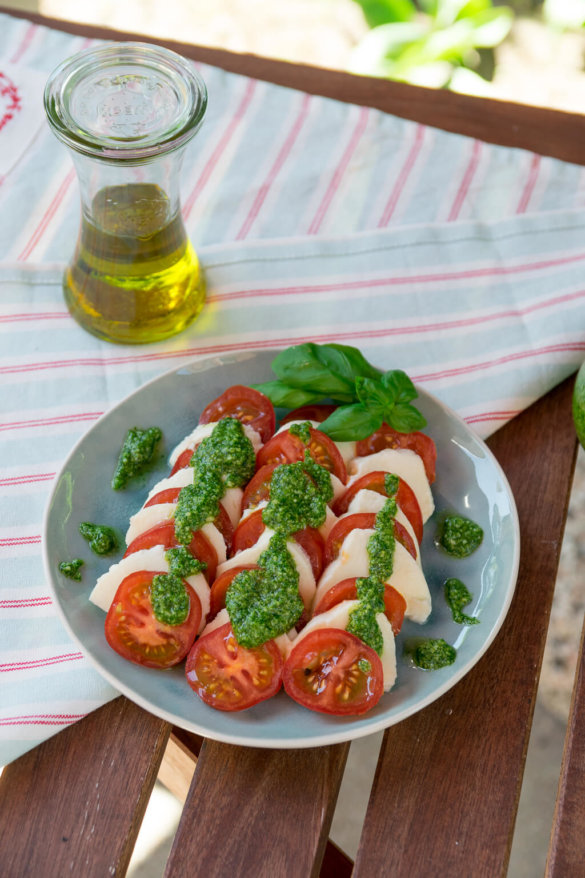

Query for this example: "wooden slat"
[353,377,578,878]
[0,697,171,878]
[546,613,585,874]
[164,740,349,878]
[4,6,585,164]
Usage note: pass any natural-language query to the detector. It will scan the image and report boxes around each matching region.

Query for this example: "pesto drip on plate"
[346,476,399,654]
[227,453,333,648]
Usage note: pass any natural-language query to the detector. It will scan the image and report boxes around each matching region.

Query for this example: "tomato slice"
[105,569,201,669]
[312,577,406,635]
[144,490,233,554]
[355,424,436,483]
[283,628,384,715]
[332,471,423,544]
[241,463,279,514]
[145,487,181,507]
[123,521,218,583]
[256,426,347,484]
[280,404,337,425]
[232,508,324,581]
[169,447,195,476]
[185,622,283,711]
[208,565,259,620]
[198,385,276,444]
[324,512,417,567]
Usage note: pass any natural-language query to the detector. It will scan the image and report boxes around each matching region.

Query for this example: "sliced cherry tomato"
[123,521,218,583]
[324,512,417,567]
[145,487,181,507]
[105,569,201,669]
[332,471,423,544]
[232,509,325,581]
[198,385,276,444]
[241,463,279,514]
[312,577,406,635]
[355,424,436,483]
[169,447,195,476]
[185,622,283,711]
[283,628,384,715]
[256,427,347,484]
[208,565,259,621]
[280,404,337,425]
[144,491,233,554]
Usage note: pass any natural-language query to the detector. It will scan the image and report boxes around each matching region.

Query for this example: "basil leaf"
[271,344,356,399]
[355,376,388,414]
[324,343,382,381]
[387,402,427,432]
[252,380,325,409]
[381,369,418,404]
[319,403,384,441]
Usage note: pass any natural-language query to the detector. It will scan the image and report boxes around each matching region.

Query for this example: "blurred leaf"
[463,7,514,46]
[434,0,491,27]
[448,65,495,94]
[353,0,418,27]
[348,22,426,75]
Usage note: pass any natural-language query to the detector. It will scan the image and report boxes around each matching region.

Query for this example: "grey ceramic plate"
[43,350,520,748]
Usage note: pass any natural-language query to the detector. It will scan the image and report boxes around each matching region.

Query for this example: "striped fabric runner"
[1,11,585,763]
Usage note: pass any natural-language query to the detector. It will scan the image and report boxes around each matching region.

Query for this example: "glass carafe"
[44,42,208,344]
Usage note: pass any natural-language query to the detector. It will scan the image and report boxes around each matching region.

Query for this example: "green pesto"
[288,420,312,444]
[174,418,255,546]
[165,546,207,578]
[414,638,457,670]
[225,532,303,648]
[262,460,328,535]
[59,558,84,581]
[79,522,117,555]
[384,473,399,497]
[150,573,189,626]
[445,578,480,625]
[358,658,372,674]
[112,426,162,490]
[302,450,334,503]
[347,576,385,653]
[367,498,397,582]
[439,514,483,558]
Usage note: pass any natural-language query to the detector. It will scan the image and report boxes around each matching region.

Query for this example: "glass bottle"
[44,42,208,344]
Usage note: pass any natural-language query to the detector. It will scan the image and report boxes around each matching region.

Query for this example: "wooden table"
[1,10,584,877]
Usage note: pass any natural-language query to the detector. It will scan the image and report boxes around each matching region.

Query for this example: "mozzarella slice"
[289,599,396,691]
[126,503,175,545]
[169,422,262,468]
[314,529,431,623]
[222,487,244,529]
[345,490,420,564]
[217,527,316,609]
[201,522,227,565]
[144,468,193,504]
[348,449,434,522]
[89,545,210,631]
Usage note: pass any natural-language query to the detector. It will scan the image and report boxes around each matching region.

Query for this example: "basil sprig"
[254,343,426,441]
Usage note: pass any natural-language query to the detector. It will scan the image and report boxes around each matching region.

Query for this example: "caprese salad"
[89,370,438,717]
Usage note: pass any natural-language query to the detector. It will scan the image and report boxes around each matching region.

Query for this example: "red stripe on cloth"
[517,155,541,214]
[448,140,482,222]
[0,312,68,324]
[0,597,52,608]
[378,124,425,228]
[0,535,41,547]
[9,22,37,64]
[17,167,77,262]
[464,410,521,424]
[236,93,312,240]
[414,341,585,384]
[0,412,102,431]
[0,472,55,486]
[1,652,84,672]
[308,106,370,235]
[183,79,257,219]
[0,713,86,726]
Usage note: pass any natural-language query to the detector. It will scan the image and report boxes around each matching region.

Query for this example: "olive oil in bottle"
[65,183,205,345]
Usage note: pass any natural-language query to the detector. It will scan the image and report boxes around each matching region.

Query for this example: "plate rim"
[42,349,521,749]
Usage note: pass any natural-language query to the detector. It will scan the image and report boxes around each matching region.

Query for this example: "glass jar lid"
[44,42,208,162]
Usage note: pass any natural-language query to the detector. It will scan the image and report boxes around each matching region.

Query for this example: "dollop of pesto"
[413,638,457,670]
[347,577,385,653]
[262,459,329,535]
[445,577,480,625]
[112,426,162,490]
[150,573,189,626]
[439,514,483,558]
[366,497,397,582]
[288,420,312,445]
[174,418,255,546]
[225,532,304,647]
[166,546,207,578]
[79,522,117,555]
[59,558,84,581]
